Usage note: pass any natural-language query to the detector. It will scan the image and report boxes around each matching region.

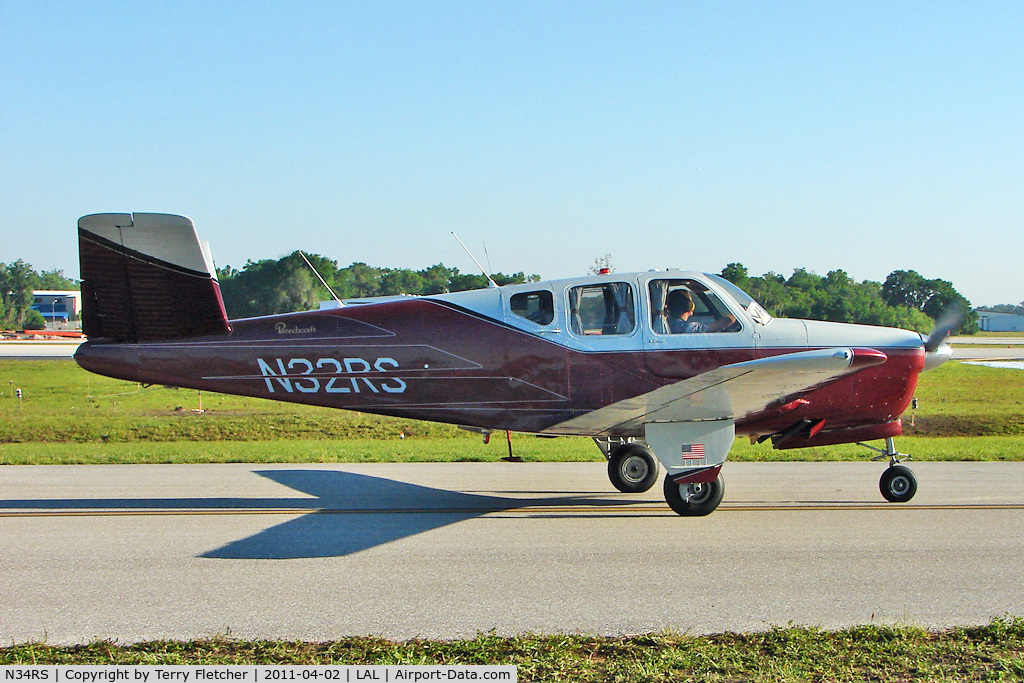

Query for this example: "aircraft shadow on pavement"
[209,469,639,560]
[2,469,635,560]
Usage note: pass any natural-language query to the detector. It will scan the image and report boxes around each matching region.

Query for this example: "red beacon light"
[598,268,611,275]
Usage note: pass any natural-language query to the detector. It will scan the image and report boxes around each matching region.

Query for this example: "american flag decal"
[681,444,705,459]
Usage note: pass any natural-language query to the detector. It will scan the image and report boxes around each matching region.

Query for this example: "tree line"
[217,251,979,334]
[0,250,984,336]
[978,302,1024,316]
[216,252,539,318]
[1,261,78,329]
[718,263,979,334]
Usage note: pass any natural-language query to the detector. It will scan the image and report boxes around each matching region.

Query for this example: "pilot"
[666,289,736,333]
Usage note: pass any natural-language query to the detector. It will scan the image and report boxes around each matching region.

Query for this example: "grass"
[905,362,1024,437]
[4,435,1024,465]
[2,618,1023,681]
[0,436,595,464]
[0,360,464,443]
[967,331,1024,337]
[1,360,1023,463]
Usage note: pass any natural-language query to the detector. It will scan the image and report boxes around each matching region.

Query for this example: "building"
[30,290,82,322]
[977,311,1024,332]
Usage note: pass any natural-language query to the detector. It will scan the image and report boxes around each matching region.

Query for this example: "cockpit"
[499,271,772,343]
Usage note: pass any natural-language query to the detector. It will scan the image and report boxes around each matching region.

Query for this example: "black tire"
[879,465,917,503]
[607,444,659,493]
[663,473,725,516]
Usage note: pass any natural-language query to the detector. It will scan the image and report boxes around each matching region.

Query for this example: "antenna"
[452,232,498,289]
[298,250,345,308]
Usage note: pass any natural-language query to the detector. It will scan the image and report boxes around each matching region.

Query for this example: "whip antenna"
[452,232,498,289]
[298,250,344,307]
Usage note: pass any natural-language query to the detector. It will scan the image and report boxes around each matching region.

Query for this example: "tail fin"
[78,213,231,342]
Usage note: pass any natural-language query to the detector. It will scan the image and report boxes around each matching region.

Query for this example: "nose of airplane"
[922,339,953,371]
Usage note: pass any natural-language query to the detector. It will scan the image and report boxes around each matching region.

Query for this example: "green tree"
[717,263,966,333]
[36,269,78,290]
[881,270,930,309]
[340,262,384,298]
[980,303,1024,315]
[448,273,490,291]
[379,269,425,296]
[0,260,38,327]
[720,263,749,286]
[418,264,458,295]
[22,309,46,330]
[882,270,978,334]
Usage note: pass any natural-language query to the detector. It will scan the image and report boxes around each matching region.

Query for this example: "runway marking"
[2,502,1023,518]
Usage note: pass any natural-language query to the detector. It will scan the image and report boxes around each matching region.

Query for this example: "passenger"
[666,289,736,333]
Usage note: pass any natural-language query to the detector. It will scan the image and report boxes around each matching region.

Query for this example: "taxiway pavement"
[1,461,1022,644]
[0,340,83,359]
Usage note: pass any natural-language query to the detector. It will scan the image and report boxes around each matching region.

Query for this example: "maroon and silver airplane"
[74,213,955,516]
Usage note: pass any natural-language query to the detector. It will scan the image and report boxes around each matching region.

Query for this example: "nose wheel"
[860,437,918,503]
[879,464,917,503]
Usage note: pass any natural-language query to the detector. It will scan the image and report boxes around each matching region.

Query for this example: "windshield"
[704,273,773,325]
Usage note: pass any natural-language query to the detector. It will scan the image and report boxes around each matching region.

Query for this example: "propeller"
[923,307,964,353]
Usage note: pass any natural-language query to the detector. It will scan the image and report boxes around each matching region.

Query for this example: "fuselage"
[75,270,930,444]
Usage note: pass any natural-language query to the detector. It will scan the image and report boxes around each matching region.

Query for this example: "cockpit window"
[509,290,554,326]
[569,283,635,335]
[650,279,741,334]
[704,274,773,325]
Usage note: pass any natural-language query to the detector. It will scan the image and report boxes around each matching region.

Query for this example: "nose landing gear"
[879,464,918,503]
[859,437,918,503]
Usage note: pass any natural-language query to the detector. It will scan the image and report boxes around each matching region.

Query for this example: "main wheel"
[663,473,725,516]
[879,465,917,503]
[607,444,659,493]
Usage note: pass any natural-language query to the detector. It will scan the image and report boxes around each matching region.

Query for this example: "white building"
[30,290,82,322]
[977,311,1024,332]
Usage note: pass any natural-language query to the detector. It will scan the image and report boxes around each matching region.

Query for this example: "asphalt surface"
[951,340,1024,367]
[1,461,1022,645]
[0,340,83,359]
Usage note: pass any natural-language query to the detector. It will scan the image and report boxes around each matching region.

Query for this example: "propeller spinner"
[921,309,962,370]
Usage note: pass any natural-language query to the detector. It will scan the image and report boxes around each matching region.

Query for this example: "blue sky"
[2,2,1022,306]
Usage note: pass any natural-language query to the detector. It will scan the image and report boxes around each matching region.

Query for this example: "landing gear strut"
[860,437,918,503]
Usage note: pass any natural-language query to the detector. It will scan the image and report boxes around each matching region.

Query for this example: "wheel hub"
[622,455,649,483]
[681,482,711,504]
[889,475,910,495]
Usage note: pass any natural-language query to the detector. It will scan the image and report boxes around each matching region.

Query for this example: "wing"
[549,347,887,436]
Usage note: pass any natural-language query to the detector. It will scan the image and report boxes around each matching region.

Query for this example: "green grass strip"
[0,436,594,465]
[4,360,1024,462]
[3,435,1024,465]
[2,617,1023,681]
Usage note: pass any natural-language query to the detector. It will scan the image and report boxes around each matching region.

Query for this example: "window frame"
[649,278,744,336]
[508,289,555,327]
[566,281,638,337]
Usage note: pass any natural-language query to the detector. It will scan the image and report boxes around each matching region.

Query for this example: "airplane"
[74,212,956,516]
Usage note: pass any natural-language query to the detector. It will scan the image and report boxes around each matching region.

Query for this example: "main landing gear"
[606,442,660,493]
[663,473,725,516]
[860,437,918,503]
[596,436,727,515]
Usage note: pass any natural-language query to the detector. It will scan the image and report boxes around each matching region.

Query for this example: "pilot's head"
[666,289,695,317]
